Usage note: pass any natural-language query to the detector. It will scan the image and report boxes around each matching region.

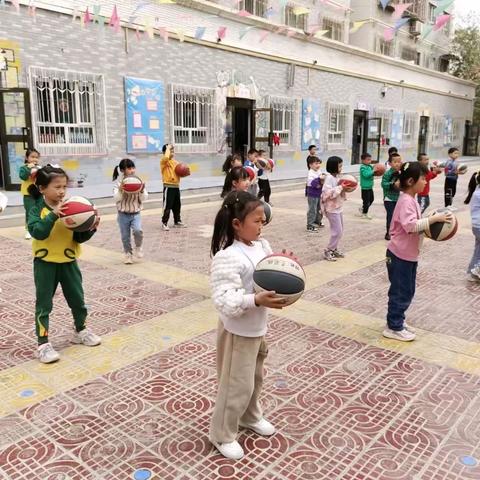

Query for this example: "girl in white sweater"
[209,190,285,460]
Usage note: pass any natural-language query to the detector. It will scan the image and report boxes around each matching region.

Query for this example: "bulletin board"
[124,77,164,153]
[301,99,321,151]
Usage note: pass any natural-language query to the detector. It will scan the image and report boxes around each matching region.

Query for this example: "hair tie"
[404,162,410,170]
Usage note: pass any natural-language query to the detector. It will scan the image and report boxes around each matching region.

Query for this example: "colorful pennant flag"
[433,0,454,16]
[238,9,252,17]
[28,1,36,20]
[93,5,102,25]
[379,0,391,10]
[420,24,433,39]
[158,27,169,42]
[392,3,412,19]
[394,17,410,30]
[293,6,309,15]
[217,26,227,40]
[83,7,92,26]
[109,5,121,32]
[239,26,254,39]
[194,26,206,40]
[384,27,395,41]
[433,13,451,31]
[349,20,368,34]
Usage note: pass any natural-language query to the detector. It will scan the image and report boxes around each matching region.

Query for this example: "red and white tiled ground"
[1,170,479,479]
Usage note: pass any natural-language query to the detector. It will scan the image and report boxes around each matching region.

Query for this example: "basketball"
[458,164,468,175]
[122,175,144,194]
[339,174,358,193]
[268,159,275,169]
[253,254,306,306]
[373,163,386,176]
[30,167,39,181]
[175,163,191,178]
[261,200,273,225]
[244,166,256,182]
[424,208,458,241]
[60,196,97,232]
[434,161,447,169]
[257,158,268,169]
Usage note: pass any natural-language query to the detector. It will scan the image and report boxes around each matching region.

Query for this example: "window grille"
[29,66,107,155]
[451,118,463,146]
[269,96,297,147]
[238,0,268,17]
[431,115,445,146]
[327,103,349,147]
[170,84,216,153]
[375,108,393,140]
[321,17,344,42]
[284,4,308,30]
[402,112,417,147]
[377,36,394,57]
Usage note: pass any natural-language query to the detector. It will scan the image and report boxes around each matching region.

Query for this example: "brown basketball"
[373,163,386,176]
[175,163,191,177]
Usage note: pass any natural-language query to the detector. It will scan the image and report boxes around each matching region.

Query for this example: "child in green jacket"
[381,153,402,240]
[358,153,374,219]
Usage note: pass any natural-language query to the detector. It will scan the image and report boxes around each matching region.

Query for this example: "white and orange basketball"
[339,174,358,193]
[121,175,144,194]
[244,166,256,182]
[60,196,96,232]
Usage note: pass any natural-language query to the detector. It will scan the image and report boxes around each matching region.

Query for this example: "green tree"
[450,15,480,124]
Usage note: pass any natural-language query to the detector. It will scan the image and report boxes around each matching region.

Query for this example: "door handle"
[22,127,30,150]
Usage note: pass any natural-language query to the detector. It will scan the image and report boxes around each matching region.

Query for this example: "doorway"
[0,88,33,190]
[226,98,254,161]
[463,120,479,156]
[418,116,429,156]
[351,110,367,165]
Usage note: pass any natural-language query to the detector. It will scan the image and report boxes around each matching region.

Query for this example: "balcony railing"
[391,0,427,22]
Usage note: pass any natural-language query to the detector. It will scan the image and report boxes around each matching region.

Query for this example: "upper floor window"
[284,4,308,30]
[400,46,418,63]
[239,0,268,18]
[29,66,107,155]
[402,112,417,147]
[377,36,393,57]
[428,2,436,23]
[170,84,216,153]
[327,103,348,147]
[322,17,344,42]
[431,115,445,146]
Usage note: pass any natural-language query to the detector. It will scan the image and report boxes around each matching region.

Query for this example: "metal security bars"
[431,115,446,146]
[374,108,393,141]
[239,0,268,17]
[327,103,348,147]
[402,112,418,147]
[284,4,308,30]
[28,66,107,155]
[170,84,216,153]
[321,17,345,42]
[269,96,297,147]
[377,36,394,57]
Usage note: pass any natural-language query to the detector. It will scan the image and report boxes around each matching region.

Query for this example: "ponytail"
[29,164,68,199]
[113,158,136,180]
[221,166,249,198]
[211,191,261,256]
[464,171,480,204]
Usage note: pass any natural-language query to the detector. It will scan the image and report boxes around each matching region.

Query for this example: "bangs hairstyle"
[221,166,250,198]
[464,171,480,204]
[307,155,321,168]
[221,153,242,174]
[326,156,343,174]
[211,191,262,256]
[113,158,136,180]
[25,148,40,163]
[28,164,68,199]
[398,161,428,190]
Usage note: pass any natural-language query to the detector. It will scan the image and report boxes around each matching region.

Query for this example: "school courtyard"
[0,168,479,480]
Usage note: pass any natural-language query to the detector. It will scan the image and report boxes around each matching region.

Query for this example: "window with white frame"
[29,66,107,155]
[171,84,216,152]
[402,112,417,146]
[377,36,394,57]
[431,115,445,146]
[428,2,436,23]
[327,103,348,147]
[284,4,308,30]
[269,96,296,147]
[322,17,344,42]
[376,108,393,142]
[239,0,268,17]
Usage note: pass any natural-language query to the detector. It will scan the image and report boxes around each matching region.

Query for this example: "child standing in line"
[382,153,402,240]
[209,190,286,460]
[19,148,41,239]
[257,149,273,204]
[385,146,398,167]
[160,144,186,231]
[417,153,441,214]
[306,144,317,169]
[222,154,243,175]
[306,156,324,233]
[321,156,346,262]
[444,147,460,208]
[113,159,148,265]
[221,166,251,198]
[464,171,480,282]
[244,148,261,197]
[384,161,452,342]
[358,153,374,219]
[27,165,101,363]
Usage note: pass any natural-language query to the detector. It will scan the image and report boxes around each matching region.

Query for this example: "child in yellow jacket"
[160,144,186,230]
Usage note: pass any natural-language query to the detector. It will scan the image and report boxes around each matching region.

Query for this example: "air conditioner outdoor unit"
[409,20,421,36]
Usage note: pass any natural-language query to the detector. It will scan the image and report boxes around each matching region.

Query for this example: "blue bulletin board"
[301,99,321,151]
[124,77,164,153]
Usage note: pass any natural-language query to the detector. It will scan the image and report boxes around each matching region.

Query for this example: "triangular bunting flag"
[394,17,410,30]
[433,0,454,16]
[195,26,206,40]
[350,20,368,34]
[392,3,412,19]
[259,30,270,42]
[239,26,254,39]
[433,13,451,31]
[93,5,102,24]
[175,28,185,42]
[84,7,92,26]
[109,5,121,32]
[380,0,391,9]
[158,27,169,42]
[217,26,227,40]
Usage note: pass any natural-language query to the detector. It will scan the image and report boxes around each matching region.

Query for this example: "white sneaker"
[72,328,101,346]
[173,222,187,228]
[365,213,373,220]
[404,323,416,333]
[124,253,133,264]
[240,418,276,436]
[467,273,479,282]
[355,208,365,218]
[134,247,144,259]
[211,440,244,460]
[24,231,32,240]
[162,223,170,231]
[324,249,337,262]
[471,266,480,279]
[37,343,60,364]
[382,328,416,342]
[332,249,345,258]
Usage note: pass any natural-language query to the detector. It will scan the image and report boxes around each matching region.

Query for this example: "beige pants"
[209,321,268,444]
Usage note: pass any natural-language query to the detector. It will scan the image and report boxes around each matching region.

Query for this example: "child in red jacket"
[417,153,441,214]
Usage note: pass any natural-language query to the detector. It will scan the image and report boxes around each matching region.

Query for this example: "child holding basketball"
[417,153,441,214]
[27,165,101,363]
[221,166,251,198]
[306,155,324,232]
[19,148,41,239]
[257,149,273,204]
[384,161,452,342]
[113,159,148,265]
[358,153,374,219]
[464,171,480,281]
[321,156,346,261]
[382,153,402,240]
[161,144,185,230]
[244,148,262,197]
[209,190,286,460]
[444,147,460,207]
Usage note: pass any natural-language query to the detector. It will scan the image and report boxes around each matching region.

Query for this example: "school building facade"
[0,0,476,191]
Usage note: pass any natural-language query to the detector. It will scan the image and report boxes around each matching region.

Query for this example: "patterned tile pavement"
[1,170,480,479]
